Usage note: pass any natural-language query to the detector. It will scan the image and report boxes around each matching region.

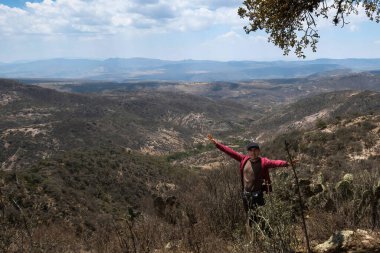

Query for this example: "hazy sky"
[1,0,380,62]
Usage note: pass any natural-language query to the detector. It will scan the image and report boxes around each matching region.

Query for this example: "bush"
[316,118,327,130]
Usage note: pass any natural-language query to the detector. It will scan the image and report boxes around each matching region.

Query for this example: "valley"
[0,72,379,252]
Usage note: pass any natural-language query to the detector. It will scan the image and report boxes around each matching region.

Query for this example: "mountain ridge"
[2,58,380,81]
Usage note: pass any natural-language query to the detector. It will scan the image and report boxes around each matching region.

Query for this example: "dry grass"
[1,159,379,253]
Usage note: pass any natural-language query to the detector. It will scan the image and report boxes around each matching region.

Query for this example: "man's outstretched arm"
[266,159,289,168]
[265,158,299,168]
[208,134,245,162]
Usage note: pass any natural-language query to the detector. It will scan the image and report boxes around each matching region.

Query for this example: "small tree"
[316,118,327,130]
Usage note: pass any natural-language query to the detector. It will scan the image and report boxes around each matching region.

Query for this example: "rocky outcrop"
[314,229,380,253]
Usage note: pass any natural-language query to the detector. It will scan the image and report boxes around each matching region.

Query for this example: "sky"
[0,0,380,62]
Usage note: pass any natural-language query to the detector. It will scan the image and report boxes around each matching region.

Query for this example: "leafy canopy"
[238,0,380,58]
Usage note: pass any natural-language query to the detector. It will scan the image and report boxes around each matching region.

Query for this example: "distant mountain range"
[1,58,380,81]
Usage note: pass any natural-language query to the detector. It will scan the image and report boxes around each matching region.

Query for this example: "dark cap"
[246,142,260,150]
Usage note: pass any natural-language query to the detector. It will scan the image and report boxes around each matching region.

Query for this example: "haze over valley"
[2,58,380,81]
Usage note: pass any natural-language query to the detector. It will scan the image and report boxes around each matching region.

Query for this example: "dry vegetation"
[1,79,380,252]
[1,145,379,252]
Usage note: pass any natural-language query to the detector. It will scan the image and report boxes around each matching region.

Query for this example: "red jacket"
[215,142,288,192]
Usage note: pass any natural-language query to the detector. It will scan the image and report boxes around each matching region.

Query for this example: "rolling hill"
[19,71,380,111]
[0,79,252,169]
[1,76,379,252]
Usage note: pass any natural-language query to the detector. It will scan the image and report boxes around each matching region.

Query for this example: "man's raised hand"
[207,134,216,144]
[287,159,300,166]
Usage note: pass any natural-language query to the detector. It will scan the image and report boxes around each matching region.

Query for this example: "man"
[207,134,291,226]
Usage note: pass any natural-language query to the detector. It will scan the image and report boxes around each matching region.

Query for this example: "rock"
[154,240,183,253]
[156,182,177,193]
[352,229,380,250]
[314,230,354,253]
[165,242,175,250]
[314,229,380,253]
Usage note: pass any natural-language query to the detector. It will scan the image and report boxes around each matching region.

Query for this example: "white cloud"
[1,0,377,62]
[169,7,241,32]
[200,29,270,59]
[0,0,241,35]
[218,31,242,40]
[198,30,284,61]
[111,15,133,27]
[0,0,248,61]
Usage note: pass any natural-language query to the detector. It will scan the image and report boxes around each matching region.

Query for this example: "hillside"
[2,112,379,252]
[0,79,252,169]
[2,78,379,169]
[251,90,380,139]
[170,90,380,171]
[23,71,380,111]
[166,97,380,251]
[0,147,193,252]
[1,78,380,252]
[1,148,182,219]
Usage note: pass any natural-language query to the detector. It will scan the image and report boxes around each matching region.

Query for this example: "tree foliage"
[238,0,380,58]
